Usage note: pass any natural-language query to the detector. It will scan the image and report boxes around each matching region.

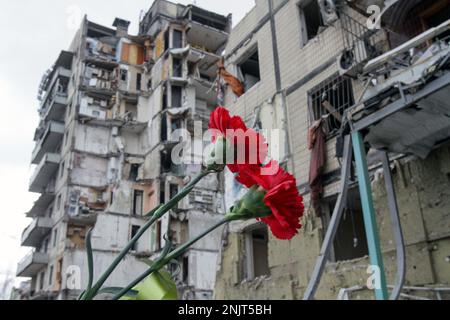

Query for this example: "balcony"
[21,217,53,247]
[39,67,71,122]
[41,90,69,122]
[29,153,61,193]
[31,122,65,165]
[16,251,49,277]
[27,193,56,218]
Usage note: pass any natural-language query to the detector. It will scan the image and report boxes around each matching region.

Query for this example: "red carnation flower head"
[227,161,304,240]
[208,107,268,173]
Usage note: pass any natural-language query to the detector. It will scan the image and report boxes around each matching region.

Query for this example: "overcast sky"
[0,0,255,296]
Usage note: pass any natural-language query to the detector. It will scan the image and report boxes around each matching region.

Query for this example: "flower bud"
[226,186,272,221]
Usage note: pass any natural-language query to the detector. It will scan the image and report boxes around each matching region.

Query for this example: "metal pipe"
[303,135,353,300]
[380,151,406,300]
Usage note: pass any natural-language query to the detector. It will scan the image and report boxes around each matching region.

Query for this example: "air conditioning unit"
[337,40,370,77]
[319,0,339,25]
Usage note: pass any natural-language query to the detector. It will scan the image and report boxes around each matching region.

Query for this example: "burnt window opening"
[238,48,261,91]
[59,161,65,179]
[173,58,183,78]
[245,225,270,280]
[131,225,140,251]
[171,118,183,134]
[171,85,183,108]
[161,113,168,142]
[129,164,140,181]
[120,69,128,82]
[39,272,45,290]
[164,30,170,52]
[299,0,325,45]
[43,237,49,253]
[188,62,197,76]
[160,183,166,204]
[133,190,144,216]
[160,151,172,174]
[48,265,54,286]
[309,74,355,137]
[162,85,168,110]
[52,228,58,248]
[156,220,162,251]
[173,30,183,49]
[322,189,369,262]
[136,73,142,91]
[182,256,189,283]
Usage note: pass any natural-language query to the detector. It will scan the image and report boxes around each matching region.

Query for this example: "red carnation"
[208,107,268,173]
[229,161,304,240]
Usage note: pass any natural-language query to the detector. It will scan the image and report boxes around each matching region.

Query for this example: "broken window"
[59,161,65,179]
[173,58,183,78]
[131,225,140,251]
[52,228,58,248]
[39,271,45,290]
[164,30,170,52]
[120,69,128,82]
[129,164,140,182]
[56,259,63,288]
[182,256,189,283]
[43,237,49,253]
[160,151,172,174]
[299,0,325,46]
[136,73,142,91]
[162,85,168,110]
[308,74,354,136]
[237,48,261,91]
[160,182,166,204]
[56,194,62,211]
[244,225,270,280]
[173,30,183,49]
[161,113,168,141]
[133,190,144,216]
[48,265,54,286]
[171,118,183,135]
[322,189,369,262]
[171,85,182,108]
[156,220,162,251]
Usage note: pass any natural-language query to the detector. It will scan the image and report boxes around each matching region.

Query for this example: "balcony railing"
[21,217,53,248]
[31,121,65,165]
[29,153,61,193]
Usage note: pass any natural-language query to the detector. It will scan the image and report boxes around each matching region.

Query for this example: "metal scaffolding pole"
[351,131,389,300]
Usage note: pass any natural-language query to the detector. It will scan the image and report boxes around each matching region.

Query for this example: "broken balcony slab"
[21,218,53,248]
[29,153,61,193]
[185,21,229,53]
[16,251,49,278]
[31,121,65,165]
[41,92,69,122]
[353,72,450,159]
[26,193,56,218]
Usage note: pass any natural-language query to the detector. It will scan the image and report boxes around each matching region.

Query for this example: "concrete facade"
[18,0,231,300]
[214,0,450,300]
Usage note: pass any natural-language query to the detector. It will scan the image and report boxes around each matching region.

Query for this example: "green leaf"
[86,228,94,293]
[125,271,178,301]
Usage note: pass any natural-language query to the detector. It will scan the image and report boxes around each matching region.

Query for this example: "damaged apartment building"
[215,0,450,300]
[18,0,231,300]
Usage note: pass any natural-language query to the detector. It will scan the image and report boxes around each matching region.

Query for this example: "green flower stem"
[112,217,231,300]
[82,170,213,300]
